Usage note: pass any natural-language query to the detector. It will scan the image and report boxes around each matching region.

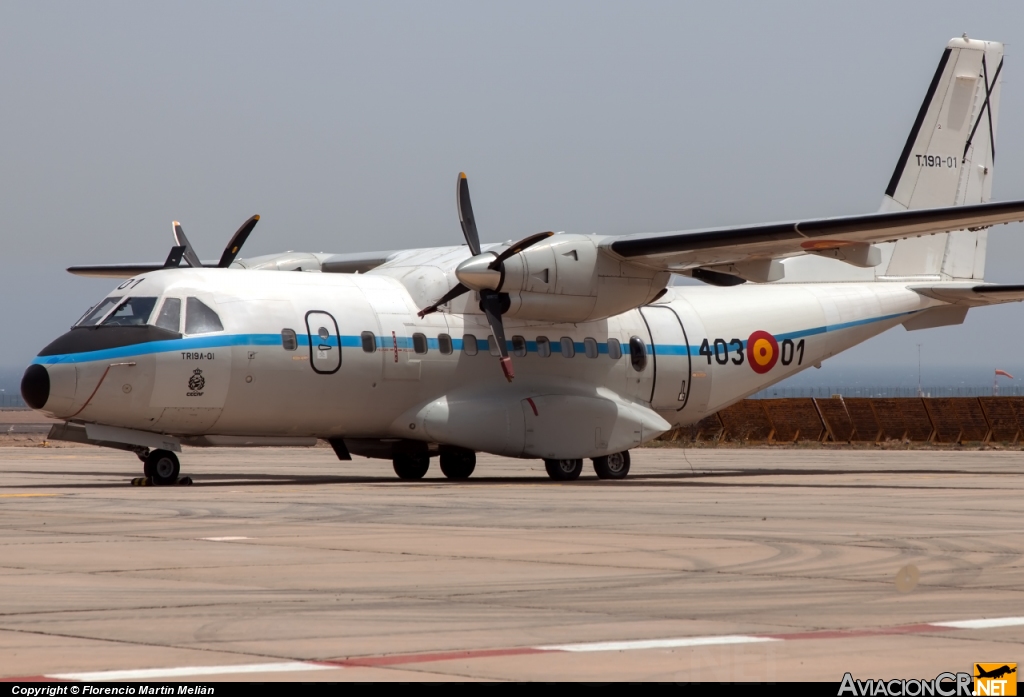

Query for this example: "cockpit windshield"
[76,297,122,327]
[101,297,159,327]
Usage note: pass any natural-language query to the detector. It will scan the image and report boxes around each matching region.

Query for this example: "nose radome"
[21,364,50,410]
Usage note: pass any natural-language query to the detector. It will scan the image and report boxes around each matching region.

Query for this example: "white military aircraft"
[21,36,1024,483]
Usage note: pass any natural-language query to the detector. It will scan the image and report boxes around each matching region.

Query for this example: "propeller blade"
[417,283,471,318]
[480,290,514,382]
[218,215,260,268]
[489,231,555,269]
[172,222,203,269]
[457,172,482,256]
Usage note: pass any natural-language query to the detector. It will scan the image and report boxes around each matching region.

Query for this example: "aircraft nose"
[21,362,77,417]
[20,364,50,410]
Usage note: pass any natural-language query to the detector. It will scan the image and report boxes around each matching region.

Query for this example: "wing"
[603,200,1024,276]
[68,251,400,278]
[67,263,169,279]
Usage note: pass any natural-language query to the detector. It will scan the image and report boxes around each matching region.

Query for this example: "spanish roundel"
[746,330,779,374]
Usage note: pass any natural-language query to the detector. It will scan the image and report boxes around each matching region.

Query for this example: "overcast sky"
[3,1,1024,393]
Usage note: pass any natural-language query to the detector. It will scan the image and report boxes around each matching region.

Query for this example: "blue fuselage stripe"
[33,310,915,365]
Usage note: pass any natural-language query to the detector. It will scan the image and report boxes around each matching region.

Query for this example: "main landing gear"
[392,449,477,480]
[543,451,631,481]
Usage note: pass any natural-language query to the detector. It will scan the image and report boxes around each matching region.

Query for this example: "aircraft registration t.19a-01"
[20,36,1024,483]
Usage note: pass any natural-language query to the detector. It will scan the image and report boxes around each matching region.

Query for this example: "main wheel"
[593,451,631,479]
[439,450,476,480]
[393,453,430,480]
[145,449,180,486]
[544,458,583,481]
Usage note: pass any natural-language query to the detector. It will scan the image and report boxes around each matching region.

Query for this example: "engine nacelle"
[497,234,669,323]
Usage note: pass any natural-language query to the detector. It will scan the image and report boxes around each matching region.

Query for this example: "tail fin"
[881,36,1003,280]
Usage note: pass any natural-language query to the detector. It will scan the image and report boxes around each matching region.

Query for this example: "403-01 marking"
[698,336,804,371]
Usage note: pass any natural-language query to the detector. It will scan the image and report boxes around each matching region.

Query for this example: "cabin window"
[463,334,478,356]
[487,335,501,356]
[438,333,453,355]
[184,297,224,334]
[281,329,298,351]
[584,337,599,358]
[536,336,551,357]
[413,333,428,354]
[512,336,527,357]
[155,298,181,332]
[102,297,159,327]
[629,336,647,372]
[560,337,575,358]
[77,297,121,327]
[608,338,622,360]
[360,331,376,353]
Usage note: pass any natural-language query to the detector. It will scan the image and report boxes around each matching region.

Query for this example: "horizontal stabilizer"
[910,282,1024,306]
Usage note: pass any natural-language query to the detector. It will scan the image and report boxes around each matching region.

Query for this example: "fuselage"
[24,265,942,460]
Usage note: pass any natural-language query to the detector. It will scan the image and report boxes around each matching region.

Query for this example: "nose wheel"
[143,449,181,486]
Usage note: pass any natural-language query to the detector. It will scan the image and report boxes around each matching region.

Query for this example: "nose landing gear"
[141,449,182,486]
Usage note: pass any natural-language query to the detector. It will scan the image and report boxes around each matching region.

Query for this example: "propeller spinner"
[418,173,553,383]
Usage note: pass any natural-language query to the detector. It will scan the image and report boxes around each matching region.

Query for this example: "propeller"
[172,215,261,269]
[418,172,554,382]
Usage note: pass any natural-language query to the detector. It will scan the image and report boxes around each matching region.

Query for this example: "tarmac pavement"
[0,446,1021,682]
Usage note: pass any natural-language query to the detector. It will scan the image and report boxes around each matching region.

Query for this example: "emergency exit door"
[305,311,341,374]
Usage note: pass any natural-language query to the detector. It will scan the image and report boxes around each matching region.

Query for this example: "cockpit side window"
[102,297,159,327]
[184,297,224,334]
[154,298,182,333]
[76,297,122,327]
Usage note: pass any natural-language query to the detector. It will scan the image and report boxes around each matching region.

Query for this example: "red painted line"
[330,647,550,667]
[0,618,1004,680]
[0,676,66,682]
[526,397,538,416]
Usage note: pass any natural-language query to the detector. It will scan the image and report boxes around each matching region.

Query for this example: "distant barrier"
[0,395,26,408]
[750,386,1024,399]
[660,397,1024,444]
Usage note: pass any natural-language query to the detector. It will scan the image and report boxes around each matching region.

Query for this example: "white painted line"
[199,536,250,541]
[537,635,780,653]
[930,617,1024,630]
[49,661,336,681]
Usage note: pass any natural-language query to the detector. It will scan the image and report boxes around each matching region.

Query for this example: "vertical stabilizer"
[881,37,1003,280]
